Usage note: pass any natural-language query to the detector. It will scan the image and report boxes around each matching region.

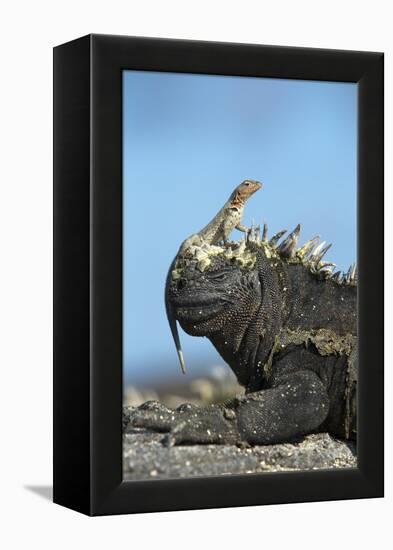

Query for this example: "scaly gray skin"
[168,179,261,374]
[127,224,357,447]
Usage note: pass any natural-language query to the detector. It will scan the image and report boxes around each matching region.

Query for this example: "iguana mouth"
[175,302,227,323]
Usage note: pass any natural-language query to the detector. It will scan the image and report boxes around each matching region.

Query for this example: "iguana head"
[167,253,261,338]
[165,241,271,385]
[166,221,357,375]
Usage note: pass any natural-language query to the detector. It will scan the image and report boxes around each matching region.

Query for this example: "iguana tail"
[165,258,186,374]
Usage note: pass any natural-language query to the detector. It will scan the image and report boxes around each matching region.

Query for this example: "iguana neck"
[210,252,289,390]
[284,264,357,336]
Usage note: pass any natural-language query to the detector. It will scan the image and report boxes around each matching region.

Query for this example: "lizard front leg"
[220,221,250,246]
[235,223,253,243]
[235,223,248,234]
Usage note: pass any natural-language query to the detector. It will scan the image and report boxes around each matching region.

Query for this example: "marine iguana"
[168,179,261,374]
[127,204,357,447]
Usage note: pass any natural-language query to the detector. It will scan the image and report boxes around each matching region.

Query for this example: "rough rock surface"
[123,427,356,481]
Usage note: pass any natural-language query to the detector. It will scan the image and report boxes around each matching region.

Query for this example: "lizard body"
[179,179,261,255]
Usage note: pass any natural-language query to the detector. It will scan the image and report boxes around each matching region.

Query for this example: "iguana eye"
[209,271,229,282]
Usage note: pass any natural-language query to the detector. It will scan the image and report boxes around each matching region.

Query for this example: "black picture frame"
[53,34,384,516]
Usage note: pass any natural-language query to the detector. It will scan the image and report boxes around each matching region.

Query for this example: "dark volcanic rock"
[123,428,357,481]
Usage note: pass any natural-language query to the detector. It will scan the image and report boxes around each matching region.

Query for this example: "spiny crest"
[248,222,357,286]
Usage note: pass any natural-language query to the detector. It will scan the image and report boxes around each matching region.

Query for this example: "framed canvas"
[53,34,384,516]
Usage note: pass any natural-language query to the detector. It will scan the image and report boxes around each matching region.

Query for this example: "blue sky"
[123,70,357,387]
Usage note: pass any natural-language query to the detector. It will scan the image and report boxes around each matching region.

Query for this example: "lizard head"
[230,179,262,206]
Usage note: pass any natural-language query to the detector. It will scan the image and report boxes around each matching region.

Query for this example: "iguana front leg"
[163,405,240,446]
[235,370,329,444]
[125,369,329,446]
[125,401,240,445]
[164,370,329,446]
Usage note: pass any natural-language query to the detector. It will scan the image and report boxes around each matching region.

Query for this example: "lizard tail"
[165,259,186,374]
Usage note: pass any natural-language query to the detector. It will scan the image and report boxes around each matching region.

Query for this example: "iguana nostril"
[178,279,187,290]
